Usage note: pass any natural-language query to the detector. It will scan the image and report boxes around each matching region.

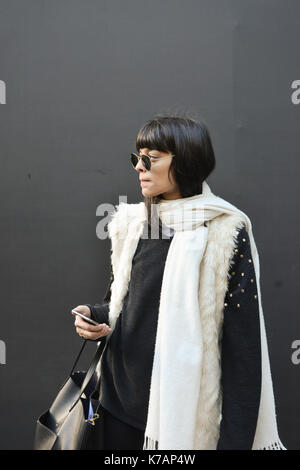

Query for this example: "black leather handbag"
[33,337,107,450]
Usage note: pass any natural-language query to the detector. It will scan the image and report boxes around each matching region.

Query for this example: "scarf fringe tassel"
[142,435,287,450]
[143,435,159,450]
[257,439,287,450]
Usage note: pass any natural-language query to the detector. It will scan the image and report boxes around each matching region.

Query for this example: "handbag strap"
[69,337,107,412]
[69,339,88,376]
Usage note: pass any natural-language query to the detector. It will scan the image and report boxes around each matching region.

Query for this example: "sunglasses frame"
[130,152,176,171]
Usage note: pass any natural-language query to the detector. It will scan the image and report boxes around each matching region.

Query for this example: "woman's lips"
[140,180,150,185]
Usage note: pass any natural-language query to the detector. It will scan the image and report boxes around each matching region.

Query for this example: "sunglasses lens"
[130,154,138,167]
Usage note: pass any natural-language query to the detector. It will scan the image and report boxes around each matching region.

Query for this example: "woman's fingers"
[76,327,105,339]
[74,315,111,332]
[76,324,111,340]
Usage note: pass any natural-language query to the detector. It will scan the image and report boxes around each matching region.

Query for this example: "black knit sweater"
[85,221,261,450]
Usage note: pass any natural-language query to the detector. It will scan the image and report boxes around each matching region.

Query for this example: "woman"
[73,116,285,450]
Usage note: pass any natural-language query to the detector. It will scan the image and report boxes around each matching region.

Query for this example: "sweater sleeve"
[84,263,113,326]
[216,225,262,450]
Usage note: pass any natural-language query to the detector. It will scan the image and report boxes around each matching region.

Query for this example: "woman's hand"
[72,305,112,340]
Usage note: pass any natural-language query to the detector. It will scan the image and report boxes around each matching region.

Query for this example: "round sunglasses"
[130,152,176,171]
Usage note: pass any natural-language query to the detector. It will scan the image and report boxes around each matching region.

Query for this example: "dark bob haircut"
[135,114,216,229]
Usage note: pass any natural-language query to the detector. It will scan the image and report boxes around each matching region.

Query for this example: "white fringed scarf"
[106,180,286,450]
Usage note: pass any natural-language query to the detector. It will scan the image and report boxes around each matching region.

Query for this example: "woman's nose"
[135,157,147,172]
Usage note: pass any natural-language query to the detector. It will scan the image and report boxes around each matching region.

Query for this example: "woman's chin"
[141,185,163,198]
[141,187,155,197]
